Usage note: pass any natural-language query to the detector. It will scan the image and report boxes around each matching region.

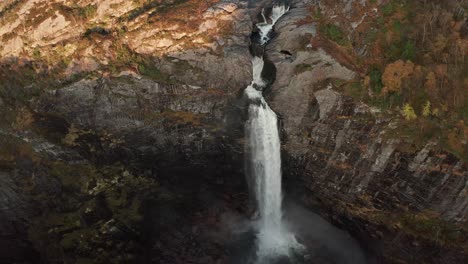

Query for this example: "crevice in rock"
[280,50,293,56]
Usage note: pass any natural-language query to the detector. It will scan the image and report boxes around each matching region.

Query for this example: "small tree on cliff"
[422,101,431,117]
[402,103,417,121]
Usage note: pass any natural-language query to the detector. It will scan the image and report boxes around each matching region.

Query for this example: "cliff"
[0,0,466,263]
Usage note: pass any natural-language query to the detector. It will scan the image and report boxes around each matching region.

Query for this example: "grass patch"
[294,63,313,74]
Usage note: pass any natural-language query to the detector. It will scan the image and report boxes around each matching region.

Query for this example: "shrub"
[32,48,41,60]
[138,63,168,82]
[422,101,431,117]
[79,5,97,18]
[59,4,97,20]
[386,40,416,62]
[369,66,383,93]
[402,103,417,120]
[402,40,415,61]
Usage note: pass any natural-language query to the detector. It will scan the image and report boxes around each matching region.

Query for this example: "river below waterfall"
[223,198,369,264]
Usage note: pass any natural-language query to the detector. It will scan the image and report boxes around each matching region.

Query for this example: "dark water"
[221,199,369,264]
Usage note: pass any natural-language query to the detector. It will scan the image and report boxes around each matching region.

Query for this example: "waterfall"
[244,2,301,261]
[256,4,290,45]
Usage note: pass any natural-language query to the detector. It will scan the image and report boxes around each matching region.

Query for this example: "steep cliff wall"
[0,1,253,262]
[0,0,466,263]
[266,0,467,263]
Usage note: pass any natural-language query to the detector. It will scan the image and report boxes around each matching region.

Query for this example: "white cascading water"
[244,3,301,261]
[256,4,290,44]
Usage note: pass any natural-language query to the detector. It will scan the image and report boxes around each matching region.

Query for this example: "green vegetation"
[401,40,415,61]
[340,0,468,160]
[368,93,402,110]
[402,103,417,121]
[108,44,175,83]
[32,48,41,60]
[369,67,383,93]
[320,23,348,46]
[386,40,416,61]
[59,4,97,19]
[137,63,166,80]
[294,63,313,74]
[79,5,97,18]
[27,159,164,262]
[422,101,431,117]
[342,81,365,101]
[312,8,323,20]
[381,2,396,16]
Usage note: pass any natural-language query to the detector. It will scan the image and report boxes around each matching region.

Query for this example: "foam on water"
[244,3,302,261]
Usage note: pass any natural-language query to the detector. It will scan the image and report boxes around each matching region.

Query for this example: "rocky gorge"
[0,0,466,263]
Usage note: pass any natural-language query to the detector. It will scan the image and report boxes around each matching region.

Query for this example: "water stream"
[244,2,302,261]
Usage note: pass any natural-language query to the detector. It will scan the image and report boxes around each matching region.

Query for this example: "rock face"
[266,0,467,263]
[0,0,467,263]
[0,170,38,262]
[0,0,252,78]
[34,75,246,165]
[1,1,253,263]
